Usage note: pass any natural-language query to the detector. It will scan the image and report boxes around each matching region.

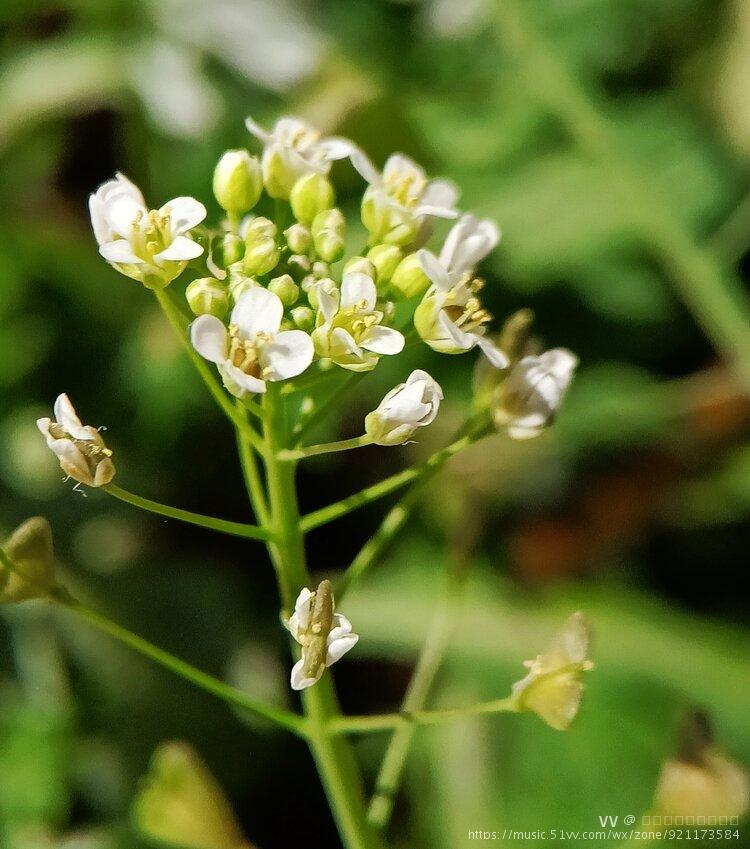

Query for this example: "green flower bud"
[186,278,229,318]
[229,276,258,303]
[291,305,315,332]
[286,254,312,282]
[344,255,376,279]
[213,149,263,215]
[312,209,345,263]
[221,232,245,266]
[134,742,249,849]
[390,253,430,300]
[268,274,299,307]
[243,217,280,276]
[290,173,335,225]
[368,244,403,286]
[1,517,55,604]
[312,261,330,280]
[284,223,312,255]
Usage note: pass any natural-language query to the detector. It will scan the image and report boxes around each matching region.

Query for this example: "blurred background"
[2,0,750,847]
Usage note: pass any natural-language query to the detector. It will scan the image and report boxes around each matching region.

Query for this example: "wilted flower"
[89,173,206,288]
[311,272,404,371]
[351,151,459,246]
[37,394,115,487]
[510,612,593,731]
[285,580,358,690]
[191,288,314,396]
[245,115,352,199]
[1,517,55,604]
[493,349,577,439]
[365,370,443,446]
[651,710,750,822]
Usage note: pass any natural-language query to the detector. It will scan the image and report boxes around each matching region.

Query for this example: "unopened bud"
[368,244,403,288]
[186,278,229,318]
[344,256,376,279]
[291,306,315,332]
[499,309,536,364]
[286,254,312,282]
[284,223,312,255]
[311,209,345,263]
[312,261,330,280]
[213,149,263,215]
[290,173,335,225]
[390,253,430,300]
[243,217,280,276]
[1,517,55,604]
[221,232,245,266]
[268,274,299,307]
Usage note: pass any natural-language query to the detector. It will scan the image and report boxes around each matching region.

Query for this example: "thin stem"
[280,435,372,461]
[48,587,306,736]
[367,575,461,830]
[154,288,263,449]
[329,697,517,735]
[262,384,383,849]
[105,483,273,541]
[300,426,488,534]
[235,402,270,527]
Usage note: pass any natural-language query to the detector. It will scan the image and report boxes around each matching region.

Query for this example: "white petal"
[475,335,508,368]
[349,148,381,185]
[99,240,144,265]
[383,153,424,184]
[330,327,362,358]
[106,195,146,239]
[36,417,52,437]
[340,272,377,311]
[53,393,90,439]
[315,283,340,324]
[406,369,444,401]
[162,196,206,234]
[290,657,322,691]
[89,195,111,245]
[221,362,267,396]
[438,310,474,351]
[325,632,359,666]
[540,349,579,383]
[231,288,283,337]
[49,438,93,485]
[332,613,353,634]
[417,250,452,291]
[190,315,228,364]
[153,235,203,261]
[420,178,459,213]
[245,116,271,144]
[359,326,405,355]
[317,137,355,161]
[293,588,314,626]
[263,330,314,381]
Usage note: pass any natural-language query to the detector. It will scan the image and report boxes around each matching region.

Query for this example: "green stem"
[328,697,517,735]
[300,426,487,534]
[48,587,305,735]
[105,483,273,542]
[235,402,270,527]
[262,384,382,849]
[280,434,372,461]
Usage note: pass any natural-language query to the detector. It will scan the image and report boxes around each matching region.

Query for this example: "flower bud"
[290,173,335,225]
[221,232,245,266]
[362,189,418,246]
[1,517,55,604]
[268,274,299,307]
[390,253,431,300]
[509,612,593,731]
[186,278,229,319]
[243,217,280,276]
[365,370,443,446]
[286,254,312,282]
[311,209,345,263]
[212,149,262,216]
[651,711,749,822]
[312,260,330,280]
[290,305,315,332]
[134,742,249,849]
[344,255,376,279]
[368,244,403,287]
[307,277,337,311]
[284,223,312,255]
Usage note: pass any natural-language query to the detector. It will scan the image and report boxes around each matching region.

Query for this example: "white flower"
[37,394,115,487]
[285,581,358,691]
[351,150,459,246]
[493,349,577,439]
[365,370,443,446]
[509,612,593,731]
[425,214,500,287]
[90,173,206,288]
[245,115,353,199]
[190,287,314,396]
[311,272,404,372]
